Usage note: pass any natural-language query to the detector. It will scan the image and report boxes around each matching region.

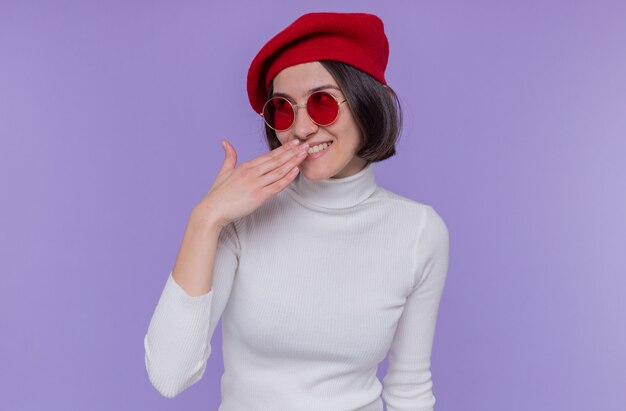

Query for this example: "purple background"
[1,1,625,410]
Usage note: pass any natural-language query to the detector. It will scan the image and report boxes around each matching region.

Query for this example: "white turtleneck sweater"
[144,162,449,411]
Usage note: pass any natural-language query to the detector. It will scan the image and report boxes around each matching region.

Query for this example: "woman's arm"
[382,205,450,411]
[172,211,224,297]
[143,213,240,398]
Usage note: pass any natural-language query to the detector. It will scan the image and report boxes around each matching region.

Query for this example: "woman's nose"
[293,106,319,138]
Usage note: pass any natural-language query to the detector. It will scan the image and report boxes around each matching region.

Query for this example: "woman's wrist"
[188,207,226,235]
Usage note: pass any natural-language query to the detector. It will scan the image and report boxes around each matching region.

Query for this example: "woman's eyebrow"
[271,84,342,99]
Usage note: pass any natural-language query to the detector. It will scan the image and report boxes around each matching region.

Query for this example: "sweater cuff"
[164,271,214,308]
[147,271,215,353]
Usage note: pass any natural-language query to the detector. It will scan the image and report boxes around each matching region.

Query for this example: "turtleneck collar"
[287,162,378,209]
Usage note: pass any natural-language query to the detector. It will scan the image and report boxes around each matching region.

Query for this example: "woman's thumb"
[219,139,237,171]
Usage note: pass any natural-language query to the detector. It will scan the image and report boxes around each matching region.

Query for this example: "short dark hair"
[263,60,403,163]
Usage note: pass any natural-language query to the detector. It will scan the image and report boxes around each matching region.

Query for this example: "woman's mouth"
[305,141,333,161]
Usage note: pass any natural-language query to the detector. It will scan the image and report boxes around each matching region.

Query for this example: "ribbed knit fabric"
[144,162,449,411]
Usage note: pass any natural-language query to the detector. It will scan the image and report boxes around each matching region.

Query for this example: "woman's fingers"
[258,143,309,188]
[243,139,301,170]
[257,142,309,176]
[262,162,302,195]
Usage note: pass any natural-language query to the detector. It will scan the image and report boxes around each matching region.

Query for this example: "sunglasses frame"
[260,91,348,132]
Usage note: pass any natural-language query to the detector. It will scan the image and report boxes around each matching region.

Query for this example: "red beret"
[246,12,390,114]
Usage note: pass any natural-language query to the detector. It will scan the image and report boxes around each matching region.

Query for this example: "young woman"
[144,11,449,411]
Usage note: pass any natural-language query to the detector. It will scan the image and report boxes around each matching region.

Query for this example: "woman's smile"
[304,141,334,161]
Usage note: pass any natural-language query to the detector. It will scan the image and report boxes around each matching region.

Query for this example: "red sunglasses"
[260,91,348,132]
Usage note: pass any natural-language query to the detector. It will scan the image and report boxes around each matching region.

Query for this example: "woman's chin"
[298,164,333,181]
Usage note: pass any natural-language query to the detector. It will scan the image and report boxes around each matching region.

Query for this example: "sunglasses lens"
[308,91,340,125]
[263,97,294,131]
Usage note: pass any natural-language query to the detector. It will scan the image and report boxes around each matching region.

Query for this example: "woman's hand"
[191,139,310,229]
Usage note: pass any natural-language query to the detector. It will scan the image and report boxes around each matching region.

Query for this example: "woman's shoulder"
[373,185,431,212]
[374,186,448,232]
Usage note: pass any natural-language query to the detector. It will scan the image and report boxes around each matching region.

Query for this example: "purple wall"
[1,1,625,410]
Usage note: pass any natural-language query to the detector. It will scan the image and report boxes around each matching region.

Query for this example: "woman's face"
[271,61,368,180]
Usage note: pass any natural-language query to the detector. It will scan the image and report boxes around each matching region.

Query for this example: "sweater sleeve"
[382,205,450,411]
[143,221,240,398]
